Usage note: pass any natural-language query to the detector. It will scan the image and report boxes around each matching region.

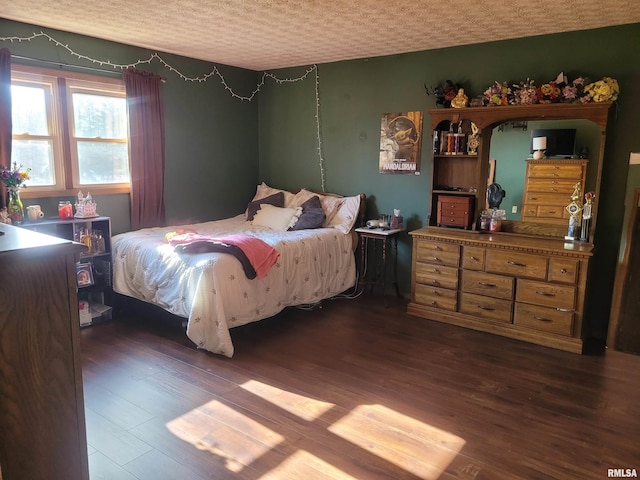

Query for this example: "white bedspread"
[112,214,356,357]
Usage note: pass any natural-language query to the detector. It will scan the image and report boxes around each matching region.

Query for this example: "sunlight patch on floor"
[257,449,359,480]
[166,399,284,473]
[241,379,335,421]
[328,404,466,479]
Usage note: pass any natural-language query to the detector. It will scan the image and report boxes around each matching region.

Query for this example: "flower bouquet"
[1,162,31,223]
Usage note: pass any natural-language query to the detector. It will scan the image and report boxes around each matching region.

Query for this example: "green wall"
[259,24,640,343]
[1,19,260,235]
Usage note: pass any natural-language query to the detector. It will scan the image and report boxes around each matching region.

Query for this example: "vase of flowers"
[1,162,31,224]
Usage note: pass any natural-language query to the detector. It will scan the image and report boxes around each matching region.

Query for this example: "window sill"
[20,186,131,198]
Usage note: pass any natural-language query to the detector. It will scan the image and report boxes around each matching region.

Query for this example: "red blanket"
[168,233,279,279]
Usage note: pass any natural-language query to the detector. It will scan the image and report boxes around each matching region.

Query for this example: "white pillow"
[328,194,361,234]
[251,204,302,231]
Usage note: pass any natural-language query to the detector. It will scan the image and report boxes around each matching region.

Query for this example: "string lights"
[1,30,327,190]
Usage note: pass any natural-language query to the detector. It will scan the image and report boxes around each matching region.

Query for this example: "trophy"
[565,182,583,241]
[580,192,595,241]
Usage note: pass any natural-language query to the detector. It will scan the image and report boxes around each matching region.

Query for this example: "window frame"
[11,65,130,198]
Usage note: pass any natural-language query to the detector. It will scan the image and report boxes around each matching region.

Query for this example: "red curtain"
[0,49,12,208]
[123,68,166,230]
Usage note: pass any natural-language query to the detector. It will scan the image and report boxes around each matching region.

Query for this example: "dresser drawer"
[459,292,513,323]
[462,246,485,270]
[548,257,580,284]
[525,178,580,193]
[461,270,514,300]
[485,250,548,280]
[522,192,575,205]
[521,203,568,220]
[415,284,457,311]
[527,163,586,179]
[516,279,576,310]
[415,263,458,290]
[438,214,470,228]
[415,240,460,267]
[514,303,573,336]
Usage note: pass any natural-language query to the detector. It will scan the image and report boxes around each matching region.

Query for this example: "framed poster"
[379,111,424,175]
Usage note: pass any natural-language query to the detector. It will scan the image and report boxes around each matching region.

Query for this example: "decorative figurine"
[450,88,469,108]
[580,191,595,241]
[74,190,98,218]
[565,182,583,240]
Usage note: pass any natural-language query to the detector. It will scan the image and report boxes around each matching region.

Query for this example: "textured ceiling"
[1,0,639,71]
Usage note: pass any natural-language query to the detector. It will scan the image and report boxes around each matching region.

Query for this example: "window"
[11,66,130,196]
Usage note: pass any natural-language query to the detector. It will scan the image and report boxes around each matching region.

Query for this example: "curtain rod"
[11,54,123,77]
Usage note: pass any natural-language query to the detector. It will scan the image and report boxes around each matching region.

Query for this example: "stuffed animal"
[0,207,11,224]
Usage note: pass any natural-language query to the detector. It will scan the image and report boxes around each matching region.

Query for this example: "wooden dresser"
[0,224,89,480]
[521,159,588,225]
[409,227,592,353]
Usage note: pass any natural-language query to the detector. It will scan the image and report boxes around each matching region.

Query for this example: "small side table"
[355,227,402,304]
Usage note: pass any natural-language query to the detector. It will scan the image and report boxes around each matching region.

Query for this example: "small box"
[79,300,91,326]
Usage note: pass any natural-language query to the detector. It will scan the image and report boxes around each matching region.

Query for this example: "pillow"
[250,182,296,208]
[246,191,285,221]
[251,204,302,231]
[289,195,326,231]
[293,189,344,227]
[327,194,362,234]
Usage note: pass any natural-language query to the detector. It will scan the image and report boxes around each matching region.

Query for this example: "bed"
[112,184,365,357]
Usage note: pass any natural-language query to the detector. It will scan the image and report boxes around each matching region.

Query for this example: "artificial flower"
[583,77,619,102]
[0,162,31,189]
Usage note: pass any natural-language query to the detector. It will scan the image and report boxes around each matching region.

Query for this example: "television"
[530,128,577,158]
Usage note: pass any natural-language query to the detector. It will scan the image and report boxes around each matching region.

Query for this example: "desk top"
[355,227,403,236]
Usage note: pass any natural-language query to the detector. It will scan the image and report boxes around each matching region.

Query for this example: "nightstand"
[355,227,402,304]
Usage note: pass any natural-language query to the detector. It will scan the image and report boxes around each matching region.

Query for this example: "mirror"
[488,119,602,222]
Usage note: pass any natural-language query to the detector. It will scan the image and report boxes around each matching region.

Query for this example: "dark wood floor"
[81,293,640,480]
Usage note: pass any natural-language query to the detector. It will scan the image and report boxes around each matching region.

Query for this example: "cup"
[379,214,390,229]
[27,205,45,221]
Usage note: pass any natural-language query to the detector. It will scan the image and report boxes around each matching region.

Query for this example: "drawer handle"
[477,305,495,311]
[533,315,552,322]
[470,256,479,261]
[431,290,440,295]
[548,210,557,214]
[556,307,574,313]
[479,282,497,287]
[507,261,527,267]
[431,301,438,306]
[434,245,442,251]
[536,290,556,297]
[431,280,440,286]
[433,268,440,273]
[528,197,538,201]
[560,268,567,273]
[433,256,441,262]
[551,187,557,192]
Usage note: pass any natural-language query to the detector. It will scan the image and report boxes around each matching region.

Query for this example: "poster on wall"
[379,111,424,175]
